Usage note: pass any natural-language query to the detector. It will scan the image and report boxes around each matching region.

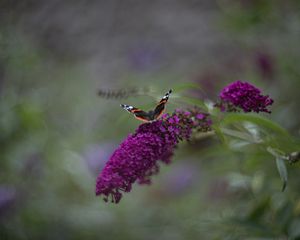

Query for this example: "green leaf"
[221,113,290,137]
[266,146,286,158]
[220,127,258,143]
[243,122,262,143]
[275,157,288,192]
[212,125,227,145]
[247,197,270,222]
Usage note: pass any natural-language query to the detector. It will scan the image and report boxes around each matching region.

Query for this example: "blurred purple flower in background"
[255,52,274,80]
[128,43,163,71]
[0,186,16,217]
[96,109,212,203]
[217,80,274,113]
[161,163,199,196]
[83,143,116,177]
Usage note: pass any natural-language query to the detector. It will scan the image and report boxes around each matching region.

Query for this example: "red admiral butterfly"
[120,89,172,122]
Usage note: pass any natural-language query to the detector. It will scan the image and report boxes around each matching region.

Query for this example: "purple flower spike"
[96,109,212,203]
[219,80,274,113]
[95,121,178,203]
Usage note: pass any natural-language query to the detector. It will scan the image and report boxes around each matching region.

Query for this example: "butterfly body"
[121,89,172,122]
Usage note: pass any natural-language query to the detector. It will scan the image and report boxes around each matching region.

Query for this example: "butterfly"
[120,89,172,122]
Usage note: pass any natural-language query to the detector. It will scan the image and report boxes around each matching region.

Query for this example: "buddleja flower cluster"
[95,109,211,203]
[96,81,274,203]
[217,80,274,113]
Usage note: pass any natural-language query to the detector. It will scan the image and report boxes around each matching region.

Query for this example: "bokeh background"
[1,1,300,239]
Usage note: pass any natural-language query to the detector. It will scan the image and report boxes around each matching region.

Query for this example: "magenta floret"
[219,80,273,113]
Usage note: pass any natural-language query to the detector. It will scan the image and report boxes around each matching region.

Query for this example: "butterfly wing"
[120,104,152,122]
[153,89,172,119]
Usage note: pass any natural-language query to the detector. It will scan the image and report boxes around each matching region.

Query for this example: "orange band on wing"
[159,99,167,104]
[134,116,151,122]
[131,109,143,113]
